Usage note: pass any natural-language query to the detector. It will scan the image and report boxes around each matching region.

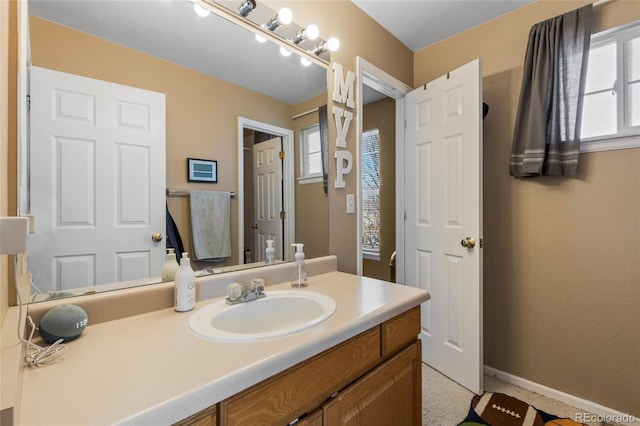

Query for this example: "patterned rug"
[458,392,586,426]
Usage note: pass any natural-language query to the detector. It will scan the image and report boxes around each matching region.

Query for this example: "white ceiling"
[351,0,534,52]
[29,0,534,105]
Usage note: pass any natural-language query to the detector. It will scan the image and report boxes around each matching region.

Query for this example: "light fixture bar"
[188,0,330,69]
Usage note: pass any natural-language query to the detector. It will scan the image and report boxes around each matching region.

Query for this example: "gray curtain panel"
[510,4,593,177]
[318,105,329,194]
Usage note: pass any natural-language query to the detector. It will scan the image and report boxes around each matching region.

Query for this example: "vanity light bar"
[188,0,330,69]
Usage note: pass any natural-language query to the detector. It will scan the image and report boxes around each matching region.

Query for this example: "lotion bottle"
[174,252,196,312]
[290,243,308,288]
[161,248,180,281]
[265,240,275,265]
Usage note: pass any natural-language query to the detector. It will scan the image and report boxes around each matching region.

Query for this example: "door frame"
[237,117,294,263]
[355,57,411,277]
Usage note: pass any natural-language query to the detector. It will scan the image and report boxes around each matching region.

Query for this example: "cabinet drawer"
[219,327,381,426]
[173,405,216,426]
[381,306,420,357]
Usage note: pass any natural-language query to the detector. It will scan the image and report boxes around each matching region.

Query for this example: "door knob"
[151,233,163,243]
[252,224,259,229]
[460,237,475,249]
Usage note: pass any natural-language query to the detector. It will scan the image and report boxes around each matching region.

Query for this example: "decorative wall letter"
[332,63,356,109]
[332,105,353,148]
[332,62,356,189]
[334,150,353,189]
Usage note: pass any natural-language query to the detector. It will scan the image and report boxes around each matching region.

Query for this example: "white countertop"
[19,271,430,425]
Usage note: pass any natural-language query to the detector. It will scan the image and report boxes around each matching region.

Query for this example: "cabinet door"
[322,341,421,426]
[173,406,216,426]
[296,409,323,426]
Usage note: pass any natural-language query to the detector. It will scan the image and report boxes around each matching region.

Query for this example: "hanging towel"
[190,190,231,261]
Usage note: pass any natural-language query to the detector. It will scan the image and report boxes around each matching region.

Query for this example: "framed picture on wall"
[187,158,218,183]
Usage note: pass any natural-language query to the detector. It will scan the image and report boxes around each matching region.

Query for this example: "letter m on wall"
[332,62,355,109]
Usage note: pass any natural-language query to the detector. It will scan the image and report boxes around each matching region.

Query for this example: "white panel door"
[29,66,166,292]
[404,59,483,394]
[252,137,283,262]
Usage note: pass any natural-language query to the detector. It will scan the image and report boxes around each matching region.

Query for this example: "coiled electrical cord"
[14,256,68,366]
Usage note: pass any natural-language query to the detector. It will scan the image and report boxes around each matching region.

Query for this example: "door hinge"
[479,238,484,248]
[279,151,285,160]
[26,95,31,111]
[280,211,286,220]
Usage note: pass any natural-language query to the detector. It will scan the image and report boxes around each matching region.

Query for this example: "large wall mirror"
[21,0,330,301]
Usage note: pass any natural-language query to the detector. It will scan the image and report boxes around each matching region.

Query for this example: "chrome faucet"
[225,280,265,305]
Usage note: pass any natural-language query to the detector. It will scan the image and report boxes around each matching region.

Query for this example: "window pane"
[307,130,321,153]
[627,37,640,82]
[307,152,323,175]
[627,81,640,127]
[581,92,617,138]
[585,42,617,93]
[362,192,380,250]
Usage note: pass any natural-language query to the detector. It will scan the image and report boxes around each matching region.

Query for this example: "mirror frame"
[14,0,330,303]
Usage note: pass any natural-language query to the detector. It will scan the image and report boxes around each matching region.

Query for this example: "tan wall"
[1,0,19,325]
[29,16,299,267]
[362,97,395,281]
[414,0,640,415]
[292,94,329,260]
[266,0,414,273]
[1,0,10,326]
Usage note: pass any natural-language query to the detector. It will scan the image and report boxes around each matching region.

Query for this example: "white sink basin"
[188,290,337,341]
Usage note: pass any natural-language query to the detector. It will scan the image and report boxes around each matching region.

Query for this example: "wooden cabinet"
[173,405,216,426]
[179,306,421,426]
[322,341,421,426]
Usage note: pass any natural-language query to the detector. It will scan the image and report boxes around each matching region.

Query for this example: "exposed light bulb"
[277,7,293,25]
[280,46,292,57]
[300,57,312,67]
[193,3,210,17]
[305,24,320,41]
[327,37,340,52]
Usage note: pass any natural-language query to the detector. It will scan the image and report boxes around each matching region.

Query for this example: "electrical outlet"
[346,194,355,214]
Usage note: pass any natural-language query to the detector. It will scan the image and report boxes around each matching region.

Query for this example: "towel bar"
[166,189,236,198]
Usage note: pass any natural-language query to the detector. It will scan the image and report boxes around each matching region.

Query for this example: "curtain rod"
[292,107,319,120]
[593,0,616,7]
[166,189,236,198]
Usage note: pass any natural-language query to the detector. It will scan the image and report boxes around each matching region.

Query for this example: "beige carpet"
[421,363,620,426]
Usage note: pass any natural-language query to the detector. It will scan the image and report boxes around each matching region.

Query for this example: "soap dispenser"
[161,248,180,281]
[265,240,275,265]
[174,252,196,312]
[290,243,308,288]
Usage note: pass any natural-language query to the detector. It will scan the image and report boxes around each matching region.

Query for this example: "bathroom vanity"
[16,256,430,425]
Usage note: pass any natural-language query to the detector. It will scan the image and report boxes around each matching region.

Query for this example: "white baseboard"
[483,365,638,426]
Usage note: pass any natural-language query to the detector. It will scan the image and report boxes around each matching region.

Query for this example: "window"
[580,21,640,152]
[362,129,380,260]
[298,124,322,183]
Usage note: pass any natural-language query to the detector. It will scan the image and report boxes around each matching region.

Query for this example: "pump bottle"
[161,248,180,281]
[290,243,308,288]
[174,252,196,312]
[265,240,275,265]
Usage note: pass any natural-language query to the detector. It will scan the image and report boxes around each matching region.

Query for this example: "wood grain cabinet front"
[176,306,422,426]
[173,405,216,426]
[322,341,422,426]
